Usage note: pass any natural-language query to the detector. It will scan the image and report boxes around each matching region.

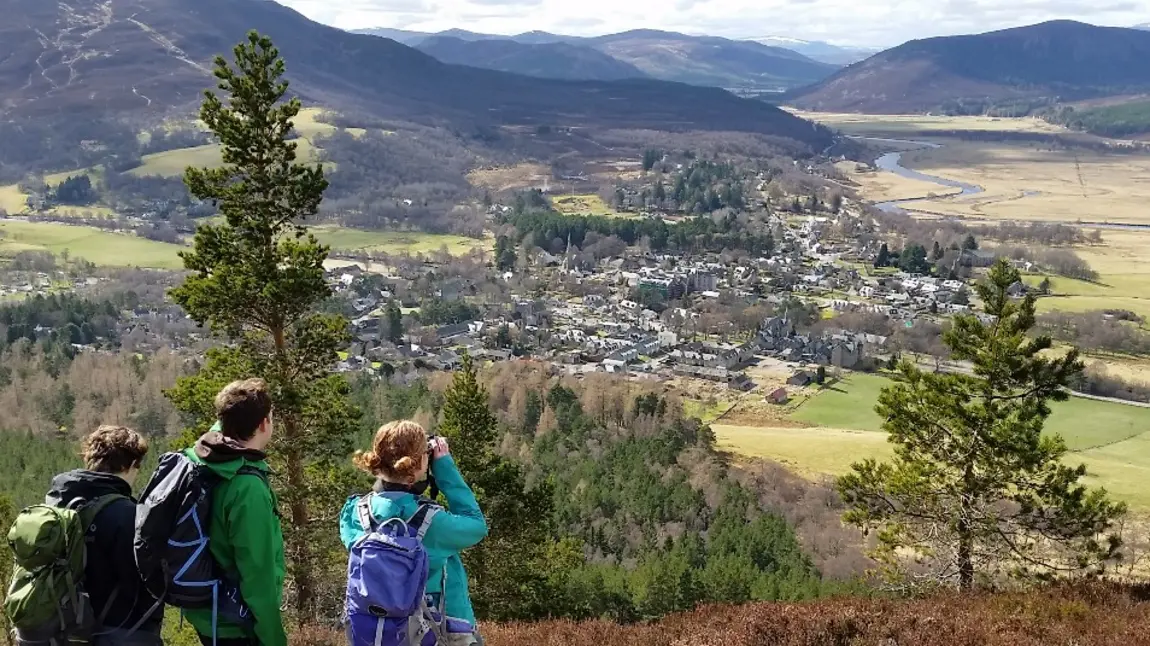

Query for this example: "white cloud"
[276,0,1150,47]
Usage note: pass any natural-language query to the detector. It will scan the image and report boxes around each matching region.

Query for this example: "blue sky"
[277,0,1148,47]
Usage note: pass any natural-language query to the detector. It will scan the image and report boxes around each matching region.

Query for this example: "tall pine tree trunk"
[275,325,314,619]
[957,462,975,590]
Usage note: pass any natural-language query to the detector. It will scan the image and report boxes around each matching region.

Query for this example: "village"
[325,198,1014,407]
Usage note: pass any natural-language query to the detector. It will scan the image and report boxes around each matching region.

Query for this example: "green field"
[1023,274,1150,320]
[311,227,491,255]
[0,220,488,268]
[552,194,634,218]
[720,373,1150,509]
[0,220,186,269]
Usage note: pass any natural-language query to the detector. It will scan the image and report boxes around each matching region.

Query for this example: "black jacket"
[45,470,162,633]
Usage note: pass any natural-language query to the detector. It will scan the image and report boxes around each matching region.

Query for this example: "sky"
[276,0,1149,48]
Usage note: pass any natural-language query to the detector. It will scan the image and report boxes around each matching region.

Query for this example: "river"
[850,136,1150,231]
[851,137,985,213]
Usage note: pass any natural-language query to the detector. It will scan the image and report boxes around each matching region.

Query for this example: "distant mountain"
[1,0,833,147]
[353,27,429,45]
[416,36,648,81]
[790,21,1150,113]
[1134,23,1150,31]
[356,27,838,90]
[752,37,877,65]
[588,30,839,91]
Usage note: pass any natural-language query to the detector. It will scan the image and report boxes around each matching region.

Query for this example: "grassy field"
[552,194,633,218]
[467,163,550,192]
[310,227,491,255]
[0,185,27,213]
[718,373,1150,508]
[789,111,1068,135]
[0,220,185,269]
[715,425,892,477]
[0,220,489,269]
[893,142,1150,226]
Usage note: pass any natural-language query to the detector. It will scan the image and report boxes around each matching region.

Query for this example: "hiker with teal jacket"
[184,379,287,646]
[340,420,488,629]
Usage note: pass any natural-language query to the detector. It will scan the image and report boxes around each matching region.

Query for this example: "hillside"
[356,27,838,90]
[790,21,1150,113]
[294,582,1150,645]
[0,0,836,177]
[416,36,648,82]
[589,29,838,91]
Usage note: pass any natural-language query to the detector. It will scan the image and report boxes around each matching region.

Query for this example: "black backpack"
[133,452,263,628]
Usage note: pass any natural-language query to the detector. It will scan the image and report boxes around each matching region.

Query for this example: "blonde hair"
[353,420,427,480]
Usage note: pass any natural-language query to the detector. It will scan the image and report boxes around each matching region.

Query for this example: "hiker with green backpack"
[5,425,162,645]
[172,378,286,646]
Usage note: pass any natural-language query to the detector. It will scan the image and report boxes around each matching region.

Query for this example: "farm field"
[0,220,185,269]
[467,163,551,192]
[790,111,1068,135]
[0,220,489,269]
[310,227,491,255]
[717,373,1150,509]
[552,194,634,218]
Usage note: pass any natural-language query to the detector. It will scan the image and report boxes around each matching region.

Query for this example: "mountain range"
[789,21,1150,113]
[751,37,878,65]
[356,27,840,89]
[1,0,836,151]
[415,36,647,82]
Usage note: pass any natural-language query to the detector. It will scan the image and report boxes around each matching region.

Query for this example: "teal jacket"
[183,433,287,646]
[339,455,487,626]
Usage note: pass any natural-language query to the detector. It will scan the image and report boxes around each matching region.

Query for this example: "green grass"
[311,226,491,255]
[1023,274,1150,319]
[791,374,889,431]
[683,399,734,423]
[721,372,1150,509]
[552,194,634,218]
[0,220,185,269]
[793,374,1150,450]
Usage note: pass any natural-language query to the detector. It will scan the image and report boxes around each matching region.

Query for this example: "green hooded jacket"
[183,431,287,646]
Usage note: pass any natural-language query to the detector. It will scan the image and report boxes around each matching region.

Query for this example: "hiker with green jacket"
[184,378,287,646]
[340,420,488,630]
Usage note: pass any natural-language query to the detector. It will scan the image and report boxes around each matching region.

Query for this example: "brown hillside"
[292,583,1150,646]
[479,583,1150,646]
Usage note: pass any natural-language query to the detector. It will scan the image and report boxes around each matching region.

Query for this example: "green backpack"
[4,495,125,644]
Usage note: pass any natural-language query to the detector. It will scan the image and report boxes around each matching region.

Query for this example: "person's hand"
[430,437,450,461]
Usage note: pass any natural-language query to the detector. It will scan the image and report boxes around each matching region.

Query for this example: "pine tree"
[494,235,517,272]
[385,302,404,344]
[875,243,890,268]
[166,32,361,618]
[838,259,1125,589]
[438,354,557,620]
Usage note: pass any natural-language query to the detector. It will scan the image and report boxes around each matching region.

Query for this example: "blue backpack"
[345,495,476,646]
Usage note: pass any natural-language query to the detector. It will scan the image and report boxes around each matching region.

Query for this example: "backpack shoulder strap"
[79,493,129,529]
[356,494,380,532]
[407,501,442,542]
